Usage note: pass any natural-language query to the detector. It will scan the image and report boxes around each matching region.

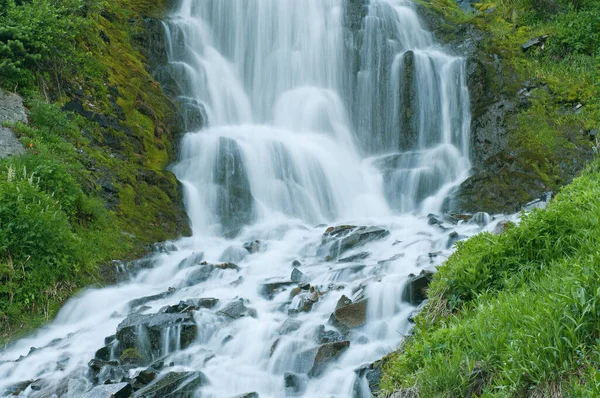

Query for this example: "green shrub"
[0,0,86,91]
[548,8,600,57]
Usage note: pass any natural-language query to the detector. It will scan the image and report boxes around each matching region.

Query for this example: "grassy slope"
[0,0,189,342]
[381,1,600,395]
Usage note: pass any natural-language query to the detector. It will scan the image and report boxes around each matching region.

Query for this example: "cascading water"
[0,1,503,397]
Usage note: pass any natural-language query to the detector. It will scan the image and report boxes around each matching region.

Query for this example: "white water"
[0,1,500,397]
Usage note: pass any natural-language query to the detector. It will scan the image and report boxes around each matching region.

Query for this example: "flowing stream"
[0,1,507,397]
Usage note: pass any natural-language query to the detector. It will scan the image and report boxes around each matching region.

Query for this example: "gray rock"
[522,34,549,52]
[338,252,370,263]
[229,393,259,398]
[279,318,302,335]
[308,341,351,377]
[329,297,367,331]
[470,212,490,227]
[217,299,257,319]
[260,280,296,299]
[290,268,305,282]
[0,89,27,159]
[402,271,434,305]
[320,226,390,259]
[354,360,384,396]
[220,245,249,263]
[315,325,343,344]
[492,220,512,235]
[133,371,207,398]
[177,252,204,269]
[284,372,305,396]
[116,311,197,363]
[82,383,132,398]
[128,290,176,309]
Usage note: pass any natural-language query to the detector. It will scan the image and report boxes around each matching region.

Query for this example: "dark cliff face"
[414,0,595,215]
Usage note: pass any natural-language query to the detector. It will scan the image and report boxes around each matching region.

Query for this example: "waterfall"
[0,1,494,398]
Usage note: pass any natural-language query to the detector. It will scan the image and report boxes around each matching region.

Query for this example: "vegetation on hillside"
[381,1,600,394]
[0,0,189,342]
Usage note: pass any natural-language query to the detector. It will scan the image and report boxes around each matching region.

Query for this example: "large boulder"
[115,311,197,363]
[308,341,351,377]
[402,271,434,305]
[82,382,132,398]
[132,371,207,398]
[0,88,26,159]
[217,299,257,319]
[319,226,390,259]
[329,296,368,332]
[215,137,255,238]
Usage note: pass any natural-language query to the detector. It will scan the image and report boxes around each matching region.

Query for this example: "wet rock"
[132,371,207,398]
[131,361,164,391]
[338,252,370,263]
[377,253,405,265]
[178,97,207,132]
[215,137,255,238]
[229,393,259,398]
[217,299,257,319]
[216,262,240,271]
[470,212,490,227]
[260,280,297,299]
[329,297,367,331]
[230,276,245,287]
[4,380,34,396]
[128,289,176,309]
[284,372,305,395]
[354,360,383,396]
[185,264,216,286]
[427,213,444,225]
[402,271,434,305]
[522,34,549,52]
[308,341,351,377]
[447,231,467,249]
[243,240,263,254]
[315,325,343,344]
[116,311,197,362]
[343,0,368,30]
[279,319,302,335]
[320,226,390,259]
[493,220,512,235]
[291,260,302,267]
[177,252,204,269]
[220,245,249,263]
[336,295,353,309]
[290,268,305,282]
[186,297,219,309]
[82,382,132,398]
[88,359,125,385]
[94,344,112,361]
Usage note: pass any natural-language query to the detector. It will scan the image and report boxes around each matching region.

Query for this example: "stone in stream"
[290,268,305,282]
[127,289,176,309]
[308,341,351,377]
[220,245,249,263]
[284,372,306,395]
[315,325,344,344]
[217,299,257,319]
[447,231,467,249]
[408,299,429,324]
[115,311,197,364]
[402,271,434,305]
[493,220,512,235]
[243,239,263,254]
[291,260,302,267]
[229,393,259,398]
[4,380,34,396]
[319,226,390,259]
[279,318,302,335]
[132,371,207,397]
[81,382,132,398]
[329,296,367,332]
[338,252,370,263]
[470,212,490,227]
[176,252,205,269]
[131,361,164,391]
[260,280,297,299]
[160,298,218,314]
[354,359,384,396]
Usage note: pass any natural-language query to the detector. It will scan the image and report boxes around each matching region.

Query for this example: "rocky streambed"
[0,212,516,398]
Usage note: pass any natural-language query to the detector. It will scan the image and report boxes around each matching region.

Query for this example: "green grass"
[380,157,600,396]
[0,0,189,342]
